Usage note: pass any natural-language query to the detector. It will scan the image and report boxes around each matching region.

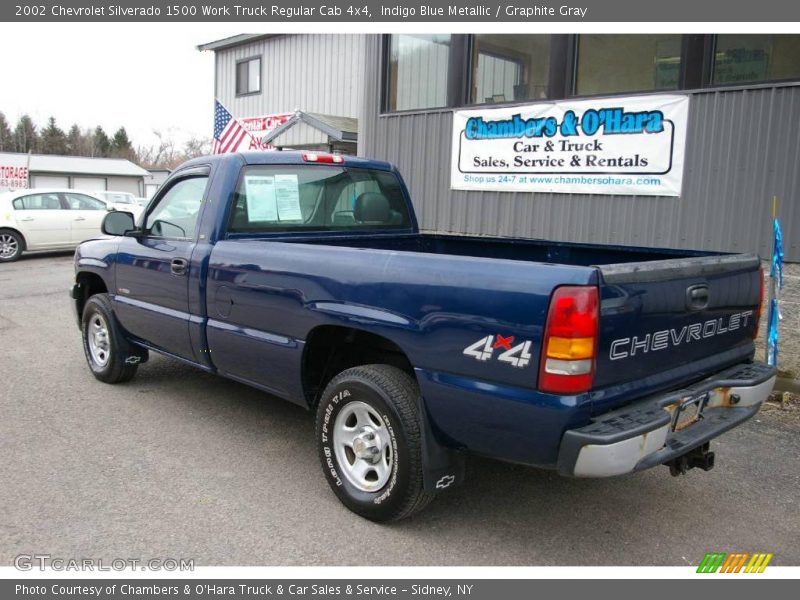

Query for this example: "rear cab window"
[228,165,413,234]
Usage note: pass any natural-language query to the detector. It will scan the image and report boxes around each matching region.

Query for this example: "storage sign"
[0,154,29,192]
[451,94,689,196]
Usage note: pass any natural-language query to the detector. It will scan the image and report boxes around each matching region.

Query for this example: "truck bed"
[254,231,705,266]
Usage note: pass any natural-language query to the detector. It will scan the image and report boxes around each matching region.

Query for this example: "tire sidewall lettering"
[320,389,352,488]
[318,383,405,510]
[373,412,399,505]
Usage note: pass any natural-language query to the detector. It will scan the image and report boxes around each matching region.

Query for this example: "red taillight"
[753,265,765,339]
[539,285,599,394]
[302,152,344,164]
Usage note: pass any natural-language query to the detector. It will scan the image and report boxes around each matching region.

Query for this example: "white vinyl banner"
[451,94,689,196]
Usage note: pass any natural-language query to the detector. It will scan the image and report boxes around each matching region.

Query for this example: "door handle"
[73,217,86,221]
[19,217,34,222]
[170,258,188,276]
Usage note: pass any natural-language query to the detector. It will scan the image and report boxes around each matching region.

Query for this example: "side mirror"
[101,211,136,236]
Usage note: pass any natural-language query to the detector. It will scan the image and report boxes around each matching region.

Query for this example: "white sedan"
[0,188,115,262]
[93,191,145,219]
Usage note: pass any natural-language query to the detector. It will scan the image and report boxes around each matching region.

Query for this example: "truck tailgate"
[594,253,762,390]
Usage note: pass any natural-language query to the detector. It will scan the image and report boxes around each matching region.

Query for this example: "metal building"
[0,152,148,195]
[144,168,171,199]
[199,34,366,151]
[203,33,799,261]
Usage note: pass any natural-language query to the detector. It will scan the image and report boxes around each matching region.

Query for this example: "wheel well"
[75,272,108,318]
[0,227,26,250]
[302,325,415,407]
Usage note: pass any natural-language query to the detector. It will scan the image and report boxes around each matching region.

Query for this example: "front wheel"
[0,230,23,262]
[81,293,139,383]
[316,364,433,522]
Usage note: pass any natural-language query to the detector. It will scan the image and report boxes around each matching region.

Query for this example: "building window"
[713,35,800,85]
[471,35,551,104]
[386,34,451,111]
[236,57,261,96]
[575,34,682,96]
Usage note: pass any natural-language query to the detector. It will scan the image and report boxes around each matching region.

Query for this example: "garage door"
[73,177,106,192]
[32,175,69,188]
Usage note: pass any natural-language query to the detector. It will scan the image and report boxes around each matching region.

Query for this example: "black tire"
[0,229,23,263]
[316,364,433,522]
[81,293,139,384]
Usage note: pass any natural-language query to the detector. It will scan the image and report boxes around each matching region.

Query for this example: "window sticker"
[244,175,278,221]
[274,174,302,221]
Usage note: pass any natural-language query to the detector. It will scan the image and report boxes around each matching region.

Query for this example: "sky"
[0,23,250,150]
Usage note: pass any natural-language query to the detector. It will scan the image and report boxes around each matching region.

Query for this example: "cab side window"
[12,193,63,210]
[145,176,209,239]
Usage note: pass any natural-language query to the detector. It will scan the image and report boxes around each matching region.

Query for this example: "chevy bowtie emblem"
[435,475,455,489]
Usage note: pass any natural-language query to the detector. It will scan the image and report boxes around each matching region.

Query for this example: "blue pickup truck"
[72,151,776,521]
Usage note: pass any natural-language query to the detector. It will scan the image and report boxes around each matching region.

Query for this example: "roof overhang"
[197,34,278,52]
[262,111,358,145]
[0,153,148,177]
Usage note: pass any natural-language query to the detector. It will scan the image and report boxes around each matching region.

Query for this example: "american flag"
[213,100,250,154]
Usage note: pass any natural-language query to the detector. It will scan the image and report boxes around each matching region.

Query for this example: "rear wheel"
[81,293,139,383]
[0,230,23,262]
[316,364,433,522]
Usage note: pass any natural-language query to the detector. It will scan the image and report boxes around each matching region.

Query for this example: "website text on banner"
[451,94,689,196]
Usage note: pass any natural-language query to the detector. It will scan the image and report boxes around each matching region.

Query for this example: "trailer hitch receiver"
[666,442,715,476]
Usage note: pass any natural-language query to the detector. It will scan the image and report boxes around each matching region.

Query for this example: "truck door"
[112,168,210,362]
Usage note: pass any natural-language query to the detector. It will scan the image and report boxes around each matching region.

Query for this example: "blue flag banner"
[768,298,780,366]
[771,217,784,287]
[767,217,784,366]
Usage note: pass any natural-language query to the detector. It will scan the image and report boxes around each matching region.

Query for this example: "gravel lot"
[1,252,799,566]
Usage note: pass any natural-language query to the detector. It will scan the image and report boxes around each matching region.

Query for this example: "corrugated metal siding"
[215,34,366,147]
[360,36,799,261]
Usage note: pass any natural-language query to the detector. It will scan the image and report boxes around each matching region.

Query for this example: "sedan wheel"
[0,232,22,262]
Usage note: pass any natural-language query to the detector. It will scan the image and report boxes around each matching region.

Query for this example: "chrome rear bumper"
[557,362,776,477]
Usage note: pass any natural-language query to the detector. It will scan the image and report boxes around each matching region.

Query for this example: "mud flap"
[69,283,84,326]
[418,396,465,493]
[124,344,150,365]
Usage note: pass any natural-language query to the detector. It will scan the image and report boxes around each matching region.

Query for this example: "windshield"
[228,165,413,233]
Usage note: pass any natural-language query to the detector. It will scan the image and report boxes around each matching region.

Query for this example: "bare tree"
[136,130,211,169]
[183,135,211,160]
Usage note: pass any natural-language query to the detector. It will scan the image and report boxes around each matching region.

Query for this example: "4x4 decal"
[463,334,533,368]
